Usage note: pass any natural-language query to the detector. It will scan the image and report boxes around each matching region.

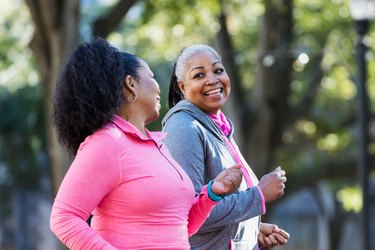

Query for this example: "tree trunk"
[245,0,294,175]
[26,0,139,195]
[215,8,245,148]
[25,0,80,195]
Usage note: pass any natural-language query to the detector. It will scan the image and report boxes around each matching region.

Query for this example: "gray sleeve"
[163,114,263,233]
[163,115,206,196]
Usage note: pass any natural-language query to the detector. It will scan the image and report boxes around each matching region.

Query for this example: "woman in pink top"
[50,37,243,250]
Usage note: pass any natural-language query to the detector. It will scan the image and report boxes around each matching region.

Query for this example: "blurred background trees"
[0,0,374,249]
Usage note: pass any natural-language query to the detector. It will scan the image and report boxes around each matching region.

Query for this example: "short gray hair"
[175,44,222,81]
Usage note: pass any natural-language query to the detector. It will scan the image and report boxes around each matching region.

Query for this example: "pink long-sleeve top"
[50,115,218,250]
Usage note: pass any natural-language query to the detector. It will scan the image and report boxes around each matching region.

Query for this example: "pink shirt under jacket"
[50,115,218,250]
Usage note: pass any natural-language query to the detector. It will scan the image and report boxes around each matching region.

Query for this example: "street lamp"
[349,0,374,249]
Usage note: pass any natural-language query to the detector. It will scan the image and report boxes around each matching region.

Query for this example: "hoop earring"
[126,93,137,103]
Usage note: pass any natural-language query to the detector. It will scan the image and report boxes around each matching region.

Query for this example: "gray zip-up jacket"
[162,100,264,250]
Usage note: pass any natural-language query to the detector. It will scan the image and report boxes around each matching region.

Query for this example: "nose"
[154,80,160,95]
[206,72,219,85]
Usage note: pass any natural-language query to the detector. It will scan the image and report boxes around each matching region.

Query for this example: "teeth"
[205,88,221,95]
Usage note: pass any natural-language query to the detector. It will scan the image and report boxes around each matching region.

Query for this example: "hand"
[257,166,287,202]
[258,222,290,249]
[211,163,243,196]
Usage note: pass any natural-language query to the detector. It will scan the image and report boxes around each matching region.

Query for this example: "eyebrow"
[190,61,221,73]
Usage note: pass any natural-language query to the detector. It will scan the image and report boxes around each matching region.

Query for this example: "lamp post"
[349,0,374,249]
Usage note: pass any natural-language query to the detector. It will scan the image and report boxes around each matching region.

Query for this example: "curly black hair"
[52,37,141,157]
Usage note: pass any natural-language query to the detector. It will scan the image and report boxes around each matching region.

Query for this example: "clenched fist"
[257,166,287,203]
[258,222,290,249]
[211,163,243,196]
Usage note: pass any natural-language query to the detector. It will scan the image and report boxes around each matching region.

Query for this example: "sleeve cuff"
[207,180,223,202]
[255,186,266,214]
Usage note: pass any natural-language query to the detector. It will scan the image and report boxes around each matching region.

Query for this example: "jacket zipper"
[127,131,184,181]
[158,145,184,180]
[221,135,253,187]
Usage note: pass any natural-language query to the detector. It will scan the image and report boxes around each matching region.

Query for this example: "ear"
[177,80,186,96]
[124,75,137,95]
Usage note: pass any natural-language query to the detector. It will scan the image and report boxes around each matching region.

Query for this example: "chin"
[152,112,160,121]
[210,102,225,111]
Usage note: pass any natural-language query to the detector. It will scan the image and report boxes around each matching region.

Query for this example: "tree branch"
[92,0,140,38]
[286,154,374,193]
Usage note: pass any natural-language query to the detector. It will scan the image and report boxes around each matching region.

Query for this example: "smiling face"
[178,50,230,114]
[135,59,161,124]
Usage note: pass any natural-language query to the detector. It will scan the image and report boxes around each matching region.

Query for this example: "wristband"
[207,180,223,202]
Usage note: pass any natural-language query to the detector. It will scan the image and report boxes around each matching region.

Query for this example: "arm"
[187,165,243,236]
[50,132,119,250]
[163,116,263,233]
[187,185,218,236]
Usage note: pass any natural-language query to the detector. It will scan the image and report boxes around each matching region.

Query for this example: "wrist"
[207,180,223,202]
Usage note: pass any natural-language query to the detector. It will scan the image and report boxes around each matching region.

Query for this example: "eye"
[193,72,204,79]
[214,68,224,74]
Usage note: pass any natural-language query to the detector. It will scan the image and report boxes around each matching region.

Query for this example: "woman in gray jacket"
[162,44,289,250]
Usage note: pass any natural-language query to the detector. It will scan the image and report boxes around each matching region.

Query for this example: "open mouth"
[204,88,223,96]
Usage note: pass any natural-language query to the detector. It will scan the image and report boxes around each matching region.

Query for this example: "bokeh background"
[0,0,374,249]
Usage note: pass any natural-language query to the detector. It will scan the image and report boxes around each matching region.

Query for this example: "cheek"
[223,78,231,92]
[187,84,202,96]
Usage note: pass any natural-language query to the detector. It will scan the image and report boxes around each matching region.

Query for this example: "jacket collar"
[161,100,234,141]
[111,115,167,147]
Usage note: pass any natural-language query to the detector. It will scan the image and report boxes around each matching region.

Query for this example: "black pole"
[354,19,370,250]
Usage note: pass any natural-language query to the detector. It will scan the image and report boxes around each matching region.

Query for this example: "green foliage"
[0,0,372,247]
[278,0,368,170]
[0,1,46,210]
[337,186,362,213]
[0,85,47,211]
[84,1,375,189]
[0,1,37,91]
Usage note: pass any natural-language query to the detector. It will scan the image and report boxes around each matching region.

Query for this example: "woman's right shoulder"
[81,122,126,150]
[164,111,196,126]
[163,112,205,140]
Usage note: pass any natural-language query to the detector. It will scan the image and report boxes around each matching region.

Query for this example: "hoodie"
[162,100,265,250]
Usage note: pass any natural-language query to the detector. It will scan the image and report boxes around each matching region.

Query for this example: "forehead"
[138,59,152,73]
[186,50,221,68]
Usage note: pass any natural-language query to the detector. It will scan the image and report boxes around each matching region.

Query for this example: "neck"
[118,107,147,137]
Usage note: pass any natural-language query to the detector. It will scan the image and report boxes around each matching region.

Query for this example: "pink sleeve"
[187,185,219,236]
[50,132,119,250]
[255,186,266,214]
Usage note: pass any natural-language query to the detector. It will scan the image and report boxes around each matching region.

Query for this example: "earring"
[126,93,137,103]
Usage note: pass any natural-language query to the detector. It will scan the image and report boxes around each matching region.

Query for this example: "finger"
[213,170,226,181]
[226,164,242,172]
[223,172,241,181]
[278,229,290,239]
[258,238,266,248]
[227,179,236,190]
[230,163,242,169]
[218,178,235,192]
[263,236,273,248]
[274,233,288,245]
[271,225,280,233]
[224,170,243,183]
[258,232,266,246]
[281,176,287,183]
[226,167,242,176]
[267,234,279,246]
[223,176,240,190]
[274,166,281,171]
[260,223,276,235]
